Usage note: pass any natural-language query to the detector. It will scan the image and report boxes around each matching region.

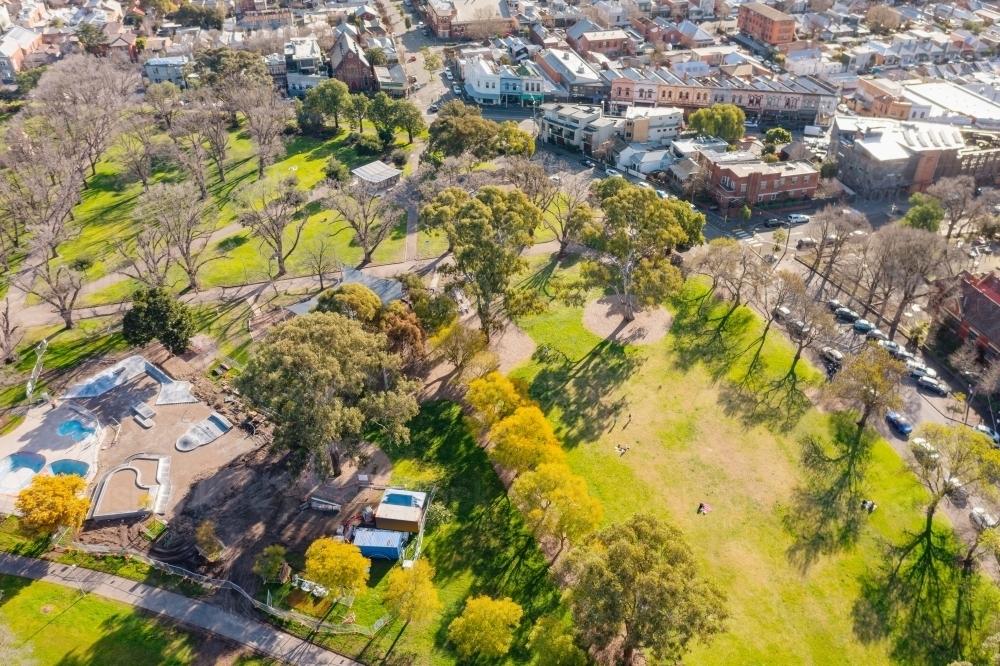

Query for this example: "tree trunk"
[187,271,200,293]
[257,156,267,180]
[61,310,75,330]
[330,446,342,477]
[557,237,568,259]
[216,158,227,183]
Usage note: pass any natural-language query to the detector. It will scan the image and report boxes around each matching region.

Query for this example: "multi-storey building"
[737,2,795,46]
[426,0,512,38]
[622,106,683,145]
[535,49,607,102]
[538,103,622,153]
[705,153,819,209]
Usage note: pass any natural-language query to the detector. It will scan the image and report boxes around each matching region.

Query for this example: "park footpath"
[0,552,360,666]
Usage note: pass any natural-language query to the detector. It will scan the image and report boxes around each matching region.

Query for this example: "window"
[740,183,746,192]
[771,193,777,201]
[757,195,763,202]
[791,176,798,184]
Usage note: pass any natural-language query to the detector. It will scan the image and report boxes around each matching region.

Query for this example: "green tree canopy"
[428,101,501,160]
[368,91,398,134]
[582,182,698,320]
[75,23,108,54]
[364,46,388,65]
[192,47,270,87]
[827,343,907,437]
[448,595,524,659]
[567,512,728,664]
[441,187,542,339]
[764,127,793,144]
[686,103,746,142]
[304,538,370,595]
[383,559,443,627]
[528,616,588,666]
[303,78,350,130]
[902,192,945,232]
[234,312,420,469]
[394,99,426,144]
[495,120,535,157]
[122,287,195,355]
[315,283,384,329]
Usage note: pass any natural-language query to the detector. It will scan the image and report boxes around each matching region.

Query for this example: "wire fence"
[65,541,391,636]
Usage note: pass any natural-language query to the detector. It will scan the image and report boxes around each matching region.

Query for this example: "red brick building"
[706,156,819,211]
[329,32,374,92]
[738,2,795,46]
[936,271,1000,361]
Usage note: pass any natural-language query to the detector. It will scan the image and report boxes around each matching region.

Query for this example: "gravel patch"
[582,296,673,346]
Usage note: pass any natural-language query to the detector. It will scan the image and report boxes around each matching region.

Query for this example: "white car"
[787,213,810,224]
[445,70,454,80]
[974,424,1000,445]
[947,477,968,499]
[637,182,653,189]
[605,168,621,178]
[548,175,562,183]
[452,85,462,96]
[971,507,999,531]
[821,346,843,365]
[906,360,938,379]
[911,437,940,467]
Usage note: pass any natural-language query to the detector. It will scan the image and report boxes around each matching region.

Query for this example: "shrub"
[68,255,95,272]
[378,128,395,145]
[324,157,351,183]
[390,148,408,167]
[357,133,384,155]
[347,131,361,143]
[425,503,454,529]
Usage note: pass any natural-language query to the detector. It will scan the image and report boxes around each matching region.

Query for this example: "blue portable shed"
[354,528,406,559]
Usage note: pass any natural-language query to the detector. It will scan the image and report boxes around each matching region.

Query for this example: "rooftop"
[740,1,793,22]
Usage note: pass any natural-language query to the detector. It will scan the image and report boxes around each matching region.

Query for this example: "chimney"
[563,50,570,59]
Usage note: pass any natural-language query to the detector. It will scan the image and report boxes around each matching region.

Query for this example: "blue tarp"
[354,528,406,559]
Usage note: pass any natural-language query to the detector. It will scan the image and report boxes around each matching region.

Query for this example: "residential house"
[366,36,397,63]
[593,0,628,28]
[144,55,189,86]
[578,29,630,57]
[106,29,137,60]
[616,143,675,176]
[355,4,377,20]
[263,52,286,90]
[677,19,714,47]
[737,2,795,46]
[622,105,683,145]
[0,25,41,82]
[935,271,1000,361]
[706,154,819,210]
[15,1,47,29]
[237,9,292,30]
[285,37,328,96]
[329,31,374,92]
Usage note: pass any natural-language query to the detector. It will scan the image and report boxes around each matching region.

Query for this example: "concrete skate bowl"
[176,413,233,452]
[63,355,197,406]
[90,454,172,520]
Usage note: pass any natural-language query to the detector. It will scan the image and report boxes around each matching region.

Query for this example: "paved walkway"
[0,553,360,666]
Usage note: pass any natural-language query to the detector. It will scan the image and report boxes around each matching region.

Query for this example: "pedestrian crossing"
[732,229,761,247]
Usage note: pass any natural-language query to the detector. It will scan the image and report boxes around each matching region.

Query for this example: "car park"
[764,217,785,227]
[887,412,914,436]
[773,305,791,321]
[787,214,810,224]
[971,507,999,531]
[821,347,843,365]
[906,360,937,379]
[853,318,875,332]
[917,376,948,396]
[827,299,842,311]
[974,424,1000,445]
[836,307,861,322]
[911,437,940,467]
[866,328,889,341]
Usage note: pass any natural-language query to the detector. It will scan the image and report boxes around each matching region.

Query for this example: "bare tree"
[137,182,221,291]
[296,234,341,291]
[30,54,140,176]
[170,112,211,199]
[804,206,869,282]
[235,176,308,277]
[187,91,232,183]
[785,277,836,376]
[545,175,593,258]
[949,342,1000,424]
[883,225,958,339]
[502,157,558,215]
[926,175,980,242]
[325,181,401,266]
[15,260,84,329]
[145,81,182,130]
[116,112,160,191]
[0,300,23,365]
[112,226,172,287]
[467,7,508,39]
[233,82,291,179]
[0,120,84,259]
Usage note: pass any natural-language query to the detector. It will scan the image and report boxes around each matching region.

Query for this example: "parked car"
[891,348,915,361]
[947,477,968,499]
[763,253,778,264]
[821,346,843,365]
[911,437,940,467]
[853,318,876,332]
[906,360,938,379]
[827,299,843,311]
[866,328,889,341]
[428,104,439,112]
[971,507,999,531]
[549,175,562,183]
[452,85,462,95]
[877,340,902,354]
[637,182,653,189]
[917,376,948,396]
[788,319,811,339]
[973,424,1000,445]
[764,217,785,228]
[581,159,595,168]
[605,168,621,178]
[787,213,810,224]
[655,189,668,199]
[797,237,817,249]
[887,412,914,436]
[773,305,791,321]
[836,307,861,322]
[445,70,454,80]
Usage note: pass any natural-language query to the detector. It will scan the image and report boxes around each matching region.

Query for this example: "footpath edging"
[0,553,360,666]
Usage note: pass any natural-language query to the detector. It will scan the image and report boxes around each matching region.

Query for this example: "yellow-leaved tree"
[510,463,602,560]
[16,474,89,535]
[448,595,523,659]
[382,559,442,629]
[489,405,566,475]
[466,372,527,427]
[305,538,370,596]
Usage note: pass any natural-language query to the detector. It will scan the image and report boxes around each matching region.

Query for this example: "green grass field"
[503,262,997,665]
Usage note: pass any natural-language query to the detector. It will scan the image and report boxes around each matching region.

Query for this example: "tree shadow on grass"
[782,412,875,572]
[718,365,814,434]
[851,520,1000,666]
[668,289,757,381]
[527,340,639,447]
